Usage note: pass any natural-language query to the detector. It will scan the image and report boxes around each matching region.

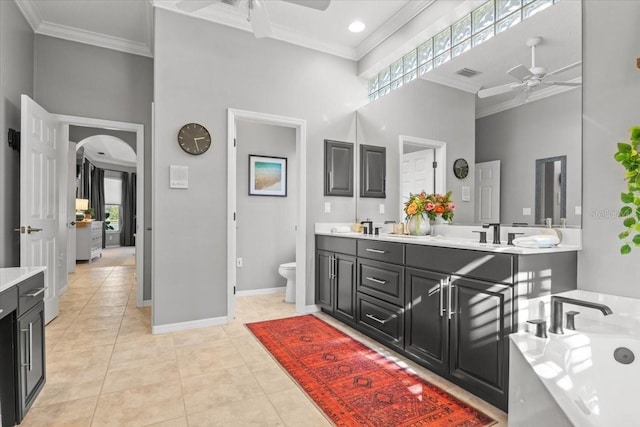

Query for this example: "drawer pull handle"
[366,248,387,254]
[366,277,387,285]
[25,287,47,298]
[365,313,392,324]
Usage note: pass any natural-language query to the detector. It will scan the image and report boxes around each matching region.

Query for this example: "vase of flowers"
[404,191,455,235]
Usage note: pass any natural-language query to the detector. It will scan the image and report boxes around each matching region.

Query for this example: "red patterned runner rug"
[246,315,496,427]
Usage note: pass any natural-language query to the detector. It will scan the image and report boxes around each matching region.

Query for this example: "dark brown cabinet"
[359,144,386,198]
[324,139,354,197]
[17,301,45,421]
[404,268,449,374]
[316,236,357,324]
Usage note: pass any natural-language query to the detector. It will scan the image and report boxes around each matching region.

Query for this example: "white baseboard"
[304,304,320,313]
[236,286,285,297]
[152,316,228,334]
[59,285,68,296]
[143,299,152,307]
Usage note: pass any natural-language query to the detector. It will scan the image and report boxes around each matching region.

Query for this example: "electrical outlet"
[379,204,385,214]
[523,208,531,216]
[236,258,243,267]
[324,202,331,213]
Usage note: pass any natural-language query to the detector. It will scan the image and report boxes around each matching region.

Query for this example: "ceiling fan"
[477,36,581,99]
[176,0,331,38]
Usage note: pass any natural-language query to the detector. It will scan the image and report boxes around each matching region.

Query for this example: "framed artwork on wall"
[248,155,287,196]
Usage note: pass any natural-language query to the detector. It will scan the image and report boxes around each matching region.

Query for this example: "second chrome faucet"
[548,295,613,334]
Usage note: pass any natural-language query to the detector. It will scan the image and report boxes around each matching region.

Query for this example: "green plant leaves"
[618,142,632,153]
[623,217,636,227]
[621,244,632,255]
[616,127,640,254]
[620,206,633,216]
[621,192,635,203]
[619,231,630,239]
[634,234,640,245]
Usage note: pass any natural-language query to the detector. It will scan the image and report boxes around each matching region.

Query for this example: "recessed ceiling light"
[349,21,365,33]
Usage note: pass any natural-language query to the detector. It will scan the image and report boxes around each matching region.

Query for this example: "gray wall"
[236,121,296,292]
[33,35,153,300]
[153,8,363,326]
[356,79,476,224]
[579,1,640,299]
[0,1,34,267]
[476,89,582,226]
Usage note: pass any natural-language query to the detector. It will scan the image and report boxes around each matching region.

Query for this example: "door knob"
[26,226,42,234]
[70,221,76,226]
[14,227,25,233]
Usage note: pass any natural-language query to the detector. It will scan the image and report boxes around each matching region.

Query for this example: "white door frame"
[398,135,447,219]
[227,108,307,319]
[55,114,145,307]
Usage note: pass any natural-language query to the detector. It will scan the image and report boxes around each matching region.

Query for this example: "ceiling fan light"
[348,21,365,33]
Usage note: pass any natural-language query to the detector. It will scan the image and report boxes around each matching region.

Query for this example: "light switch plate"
[461,186,471,201]
[379,204,385,214]
[169,165,188,189]
[324,202,331,213]
[523,207,531,216]
[575,206,582,215]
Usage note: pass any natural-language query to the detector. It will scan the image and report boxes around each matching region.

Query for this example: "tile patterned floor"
[23,247,508,426]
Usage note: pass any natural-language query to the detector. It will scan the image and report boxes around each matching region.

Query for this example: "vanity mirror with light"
[354,0,581,228]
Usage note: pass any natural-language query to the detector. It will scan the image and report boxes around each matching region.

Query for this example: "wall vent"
[455,68,481,78]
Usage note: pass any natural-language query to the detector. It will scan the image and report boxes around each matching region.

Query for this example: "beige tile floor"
[23,247,508,426]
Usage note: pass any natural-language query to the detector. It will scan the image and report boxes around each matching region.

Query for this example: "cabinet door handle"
[365,277,387,285]
[329,256,335,279]
[328,171,333,190]
[21,323,33,371]
[447,277,454,320]
[25,287,47,297]
[365,313,391,324]
[365,248,387,254]
[439,279,445,317]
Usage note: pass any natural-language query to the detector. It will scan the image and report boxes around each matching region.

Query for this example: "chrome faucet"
[360,220,373,235]
[548,296,613,334]
[482,223,501,244]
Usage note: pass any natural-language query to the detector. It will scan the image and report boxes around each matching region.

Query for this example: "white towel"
[512,234,560,248]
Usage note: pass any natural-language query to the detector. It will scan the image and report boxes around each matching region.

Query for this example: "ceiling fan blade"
[282,0,331,11]
[507,64,533,82]
[545,61,582,77]
[477,82,524,99]
[176,0,219,13]
[543,81,582,87]
[249,0,272,38]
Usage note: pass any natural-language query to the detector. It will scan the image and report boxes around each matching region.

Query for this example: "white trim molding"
[227,108,307,321]
[236,287,285,297]
[152,316,228,334]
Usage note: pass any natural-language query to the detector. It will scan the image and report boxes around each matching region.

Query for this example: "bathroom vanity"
[315,231,578,411]
[0,267,46,426]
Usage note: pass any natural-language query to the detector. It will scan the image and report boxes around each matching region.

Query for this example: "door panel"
[316,251,333,311]
[20,95,64,324]
[475,160,501,224]
[335,255,356,322]
[404,268,448,374]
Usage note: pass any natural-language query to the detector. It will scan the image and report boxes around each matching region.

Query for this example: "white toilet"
[278,262,296,303]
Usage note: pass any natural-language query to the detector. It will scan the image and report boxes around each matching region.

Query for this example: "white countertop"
[315,228,581,255]
[0,267,47,294]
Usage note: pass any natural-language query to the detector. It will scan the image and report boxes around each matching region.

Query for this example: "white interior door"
[475,160,501,224]
[401,149,435,216]
[67,140,77,274]
[20,95,65,324]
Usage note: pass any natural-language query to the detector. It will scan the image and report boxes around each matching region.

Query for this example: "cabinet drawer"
[357,240,404,264]
[357,294,404,349]
[405,245,514,284]
[357,259,403,305]
[0,286,18,320]
[18,273,46,317]
[316,236,357,255]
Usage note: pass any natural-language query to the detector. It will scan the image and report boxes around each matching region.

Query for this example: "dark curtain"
[81,160,91,199]
[90,166,106,248]
[121,172,136,246]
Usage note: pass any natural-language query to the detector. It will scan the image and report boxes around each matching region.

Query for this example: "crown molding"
[13,0,42,32]
[355,0,436,60]
[476,78,581,119]
[420,72,482,94]
[36,21,153,57]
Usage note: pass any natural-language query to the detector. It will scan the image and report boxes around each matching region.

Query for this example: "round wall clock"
[177,123,212,155]
[453,158,469,179]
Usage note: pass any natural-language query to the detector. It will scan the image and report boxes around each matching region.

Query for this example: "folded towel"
[512,234,560,248]
[330,226,352,233]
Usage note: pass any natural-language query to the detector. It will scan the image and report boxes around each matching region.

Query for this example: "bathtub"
[509,291,640,427]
